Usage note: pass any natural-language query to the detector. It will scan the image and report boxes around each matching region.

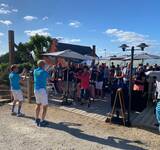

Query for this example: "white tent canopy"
[84,55,97,60]
[99,55,127,61]
[123,53,160,61]
[42,49,85,60]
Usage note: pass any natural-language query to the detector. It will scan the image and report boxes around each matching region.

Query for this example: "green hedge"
[0,62,34,85]
[18,63,33,73]
[0,63,9,72]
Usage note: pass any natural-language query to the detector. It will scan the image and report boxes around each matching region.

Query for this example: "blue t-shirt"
[9,72,21,90]
[34,67,49,90]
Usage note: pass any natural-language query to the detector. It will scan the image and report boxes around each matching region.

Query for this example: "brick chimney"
[8,30,15,65]
[50,38,58,52]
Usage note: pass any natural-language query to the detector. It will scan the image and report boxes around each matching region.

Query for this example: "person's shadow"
[47,121,146,150]
[24,115,146,150]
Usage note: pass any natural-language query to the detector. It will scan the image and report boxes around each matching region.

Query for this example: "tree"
[16,42,34,63]
[28,34,52,61]
[0,53,9,63]
[0,34,53,64]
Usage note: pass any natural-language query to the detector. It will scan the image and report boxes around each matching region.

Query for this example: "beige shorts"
[34,89,48,105]
[12,90,24,101]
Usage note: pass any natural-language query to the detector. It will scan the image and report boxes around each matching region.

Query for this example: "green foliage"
[0,53,9,63]
[0,62,34,85]
[0,63,9,72]
[0,34,52,65]
[0,63,9,85]
[18,62,33,72]
[28,34,52,61]
[16,42,34,63]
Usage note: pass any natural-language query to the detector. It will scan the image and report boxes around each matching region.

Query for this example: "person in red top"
[75,66,90,105]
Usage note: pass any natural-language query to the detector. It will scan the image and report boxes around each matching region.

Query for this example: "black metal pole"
[66,59,69,102]
[63,59,72,105]
[127,46,134,126]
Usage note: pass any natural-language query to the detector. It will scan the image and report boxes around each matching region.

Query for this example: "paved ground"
[49,96,112,122]
[0,103,159,150]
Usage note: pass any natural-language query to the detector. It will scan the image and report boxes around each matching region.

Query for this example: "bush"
[0,71,9,85]
[0,62,34,86]
[0,63,9,85]
[18,63,33,73]
[0,63,9,72]
[0,53,9,63]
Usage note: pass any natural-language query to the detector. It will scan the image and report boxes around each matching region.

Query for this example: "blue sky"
[0,0,160,56]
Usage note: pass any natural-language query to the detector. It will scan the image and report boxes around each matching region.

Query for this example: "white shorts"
[34,89,48,105]
[12,90,24,101]
[96,81,103,90]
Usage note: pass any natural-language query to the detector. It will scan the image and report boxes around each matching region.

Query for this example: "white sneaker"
[17,113,25,117]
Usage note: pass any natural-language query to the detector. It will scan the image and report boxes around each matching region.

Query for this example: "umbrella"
[42,50,85,105]
[123,53,160,61]
[42,49,85,60]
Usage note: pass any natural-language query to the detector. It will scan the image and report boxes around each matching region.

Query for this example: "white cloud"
[24,16,38,21]
[69,39,81,43]
[0,7,11,14]
[0,32,4,36]
[105,28,157,45]
[24,28,51,36]
[42,16,48,21]
[69,20,81,28]
[0,20,12,26]
[0,3,8,7]
[12,9,18,12]
[57,37,81,43]
[56,22,63,25]
[0,3,18,14]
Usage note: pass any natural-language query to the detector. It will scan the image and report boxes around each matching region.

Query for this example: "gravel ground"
[0,103,159,150]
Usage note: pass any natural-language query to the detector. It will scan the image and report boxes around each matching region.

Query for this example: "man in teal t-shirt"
[9,64,25,117]
[34,60,50,127]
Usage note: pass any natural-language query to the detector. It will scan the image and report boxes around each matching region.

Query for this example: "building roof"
[57,42,94,56]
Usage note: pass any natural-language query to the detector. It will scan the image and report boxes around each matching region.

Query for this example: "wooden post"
[8,30,15,65]
[8,30,15,101]
[26,75,32,103]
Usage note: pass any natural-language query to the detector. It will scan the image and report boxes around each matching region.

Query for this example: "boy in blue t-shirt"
[9,64,25,117]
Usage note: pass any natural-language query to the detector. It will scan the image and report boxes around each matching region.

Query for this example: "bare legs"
[35,104,48,121]
[35,104,41,119]
[17,101,22,114]
[11,100,17,113]
[12,100,23,114]
[42,105,48,121]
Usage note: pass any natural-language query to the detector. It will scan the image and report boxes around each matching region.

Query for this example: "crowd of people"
[47,62,160,103]
[8,60,160,131]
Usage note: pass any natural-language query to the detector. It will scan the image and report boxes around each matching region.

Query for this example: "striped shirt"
[155,81,160,123]
[156,101,160,123]
[156,81,160,99]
